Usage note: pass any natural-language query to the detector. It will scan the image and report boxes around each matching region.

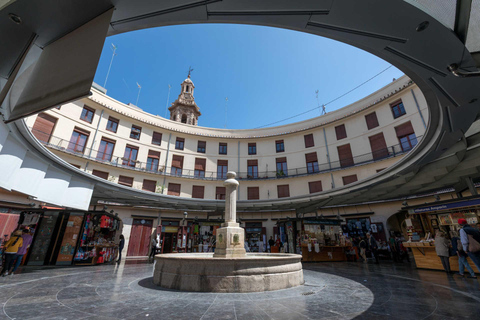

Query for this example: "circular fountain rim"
[155,252,302,260]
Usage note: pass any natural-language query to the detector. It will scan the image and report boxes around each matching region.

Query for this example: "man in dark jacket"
[117,234,125,263]
[458,218,480,273]
[367,233,379,264]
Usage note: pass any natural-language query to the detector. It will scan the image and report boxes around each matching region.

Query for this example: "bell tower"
[168,69,201,125]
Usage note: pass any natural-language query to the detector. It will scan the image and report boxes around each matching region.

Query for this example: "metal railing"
[32,128,420,181]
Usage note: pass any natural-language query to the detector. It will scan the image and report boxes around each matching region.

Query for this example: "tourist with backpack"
[451,230,477,278]
[1,230,23,277]
[458,218,480,273]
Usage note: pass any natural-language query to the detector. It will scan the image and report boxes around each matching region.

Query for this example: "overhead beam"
[454,0,472,44]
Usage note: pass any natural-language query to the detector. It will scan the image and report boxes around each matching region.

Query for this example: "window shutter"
[337,144,354,167]
[198,141,206,148]
[342,174,358,185]
[308,181,323,193]
[142,179,156,192]
[247,187,260,200]
[92,169,109,180]
[216,187,226,200]
[195,158,206,170]
[395,121,414,137]
[276,157,287,163]
[365,112,379,130]
[277,185,290,198]
[74,126,90,136]
[368,133,388,160]
[304,134,314,148]
[335,124,347,140]
[32,112,57,143]
[172,155,184,168]
[192,186,204,199]
[148,150,160,158]
[167,183,181,196]
[118,175,134,187]
[305,152,318,163]
[247,160,258,166]
[152,132,162,145]
[217,159,228,166]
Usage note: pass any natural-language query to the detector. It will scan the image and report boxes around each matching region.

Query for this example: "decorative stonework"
[168,75,201,125]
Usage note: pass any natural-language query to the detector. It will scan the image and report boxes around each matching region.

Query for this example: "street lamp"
[183,211,188,226]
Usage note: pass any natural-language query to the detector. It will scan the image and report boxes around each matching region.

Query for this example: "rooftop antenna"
[164,84,171,118]
[104,43,117,88]
[136,82,141,106]
[316,90,326,115]
[224,97,228,129]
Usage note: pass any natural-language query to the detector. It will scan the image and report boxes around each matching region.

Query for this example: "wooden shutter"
[172,155,184,168]
[195,158,206,170]
[92,169,109,180]
[304,134,314,148]
[198,140,206,149]
[118,175,134,187]
[369,133,388,160]
[277,185,290,198]
[335,124,347,140]
[247,187,260,200]
[152,131,162,145]
[167,183,181,196]
[308,181,323,193]
[32,112,57,143]
[247,160,258,166]
[342,174,358,185]
[142,179,156,192]
[74,126,90,136]
[337,144,354,167]
[365,112,379,130]
[216,187,226,200]
[192,186,204,199]
[305,152,318,163]
[276,157,287,163]
[395,121,414,137]
[217,159,228,166]
[148,150,160,158]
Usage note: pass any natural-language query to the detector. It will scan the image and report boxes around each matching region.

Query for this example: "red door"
[127,219,153,256]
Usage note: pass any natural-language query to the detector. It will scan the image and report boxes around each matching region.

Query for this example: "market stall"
[300,219,349,262]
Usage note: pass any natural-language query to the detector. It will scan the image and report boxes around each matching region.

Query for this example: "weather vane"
[188,66,194,78]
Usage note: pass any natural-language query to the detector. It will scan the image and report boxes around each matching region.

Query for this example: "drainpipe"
[161,133,172,193]
[87,110,104,158]
[323,128,335,188]
[411,89,427,129]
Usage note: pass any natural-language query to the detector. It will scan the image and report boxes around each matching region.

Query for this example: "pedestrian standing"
[116,234,125,263]
[1,230,23,276]
[149,235,157,260]
[458,218,480,273]
[434,230,451,273]
[367,233,379,264]
[268,236,275,252]
[359,237,368,263]
[11,229,33,275]
[451,231,477,278]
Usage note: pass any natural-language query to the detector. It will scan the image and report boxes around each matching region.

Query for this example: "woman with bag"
[1,230,23,277]
[434,230,451,274]
[458,218,480,273]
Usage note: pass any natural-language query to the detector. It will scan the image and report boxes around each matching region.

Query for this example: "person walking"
[434,230,451,273]
[451,231,477,278]
[458,218,480,273]
[367,233,379,264]
[359,237,368,263]
[268,236,275,252]
[10,229,33,275]
[116,234,125,263]
[149,235,157,260]
[1,230,23,276]
[389,236,399,262]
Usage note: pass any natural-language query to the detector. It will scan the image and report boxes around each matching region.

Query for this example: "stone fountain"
[153,172,303,292]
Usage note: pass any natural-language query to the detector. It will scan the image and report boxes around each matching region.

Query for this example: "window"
[197,141,206,153]
[96,138,115,161]
[80,106,95,123]
[167,183,181,196]
[247,160,258,178]
[219,142,227,154]
[395,121,417,151]
[130,125,142,140]
[122,145,138,167]
[152,131,162,145]
[276,157,288,176]
[337,144,354,168]
[304,134,314,148]
[216,187,226,200]
[192,186,205,199]
[309,181,323,194]
[142,179,157,192]
[175,137,185,150]
[335,124,347,140]
[342,174,358,185]
[194,158,206,178]
[369,133,389,160]
[376,168,386,173]
[106,116,119,133]
[247,187,260,200]
[248,143,257,155]
[70,163,81,169]
[171,155,184,176]
[32,112,57,143]
[118,175,134,187]
[391,100,406,118]
[276,140,284,153]
[217,160,228,179]
[277,185,290,198]
[305,152,319,173]
[67,127,89,153]
[365,112,379,130]
[146,150,160,172]
[92,169,109,180]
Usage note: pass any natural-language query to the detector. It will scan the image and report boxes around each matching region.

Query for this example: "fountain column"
[213,171,246,258]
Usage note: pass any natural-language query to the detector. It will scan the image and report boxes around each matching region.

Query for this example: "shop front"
[244,221,266,252]
[159,219,221,253]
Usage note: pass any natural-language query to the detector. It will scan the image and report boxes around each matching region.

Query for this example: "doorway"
[127,219,153,257]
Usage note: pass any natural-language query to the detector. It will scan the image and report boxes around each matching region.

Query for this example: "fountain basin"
[153,253,304,293]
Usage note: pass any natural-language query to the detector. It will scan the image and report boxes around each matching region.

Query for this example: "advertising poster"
[28,212,59,265]
[57,213,84,264]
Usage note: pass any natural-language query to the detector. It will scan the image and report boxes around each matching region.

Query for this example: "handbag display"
[467,234,480,253]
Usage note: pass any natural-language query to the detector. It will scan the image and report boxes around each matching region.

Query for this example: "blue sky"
[93,24,404,129]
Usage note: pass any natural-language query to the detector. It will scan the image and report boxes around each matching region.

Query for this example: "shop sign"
[304,220,341,225]
[202,222,222,226]
[410,198,480,214]
[163,226,178,233]
[246,227,262,232]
